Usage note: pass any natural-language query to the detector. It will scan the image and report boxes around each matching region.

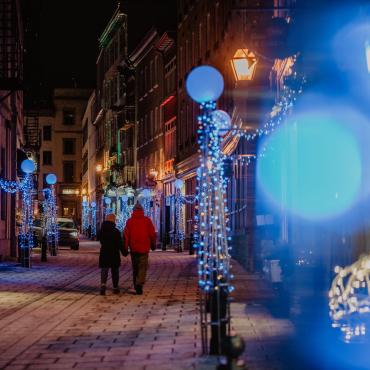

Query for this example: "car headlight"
[70,231,78,238]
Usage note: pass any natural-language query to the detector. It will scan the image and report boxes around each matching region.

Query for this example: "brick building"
[0,0,24,260]
[176,0,296,267]
[95,3,136,223]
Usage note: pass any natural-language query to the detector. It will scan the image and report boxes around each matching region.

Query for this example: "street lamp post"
[186,66,233,355]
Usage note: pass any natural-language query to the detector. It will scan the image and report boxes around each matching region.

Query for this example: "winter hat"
[106,213,116,223]
[133,202,143,211]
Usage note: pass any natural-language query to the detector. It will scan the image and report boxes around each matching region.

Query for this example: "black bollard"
[209,286,228,355]
[41,236,47,262]
[217,334,246,370]
[50,235,57,256]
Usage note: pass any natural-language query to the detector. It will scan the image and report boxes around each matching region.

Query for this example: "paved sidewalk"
[0,242,293,370]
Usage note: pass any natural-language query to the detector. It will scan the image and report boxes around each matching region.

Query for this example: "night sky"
[23,0,176,103]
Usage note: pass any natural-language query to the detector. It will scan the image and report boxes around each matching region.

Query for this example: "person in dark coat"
[98,214,124,295]
[123,203,156,295]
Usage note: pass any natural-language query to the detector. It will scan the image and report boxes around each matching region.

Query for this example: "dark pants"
[130,252,149,287]
[101,267,119,288]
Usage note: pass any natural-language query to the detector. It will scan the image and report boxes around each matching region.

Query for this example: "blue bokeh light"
[21,159,35,174]
[104,197,111,205]
[257,113,362,220]
[45,173,57,185]
[212,110,231,133]
[186,65,224,103]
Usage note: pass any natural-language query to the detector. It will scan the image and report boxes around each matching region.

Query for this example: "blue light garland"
[0,160,36,267]
[82,200,90,234]
[91,202,97,238]
[43,185,58,254]
[194,100,233,293]
[116,195,133,232]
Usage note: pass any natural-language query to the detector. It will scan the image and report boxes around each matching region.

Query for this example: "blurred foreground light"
[186,65,224,103]
[329,254,370,343]
[366,40,370,73]
[257,113,362,220]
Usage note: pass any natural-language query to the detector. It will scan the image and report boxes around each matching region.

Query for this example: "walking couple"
[98,203,156,295]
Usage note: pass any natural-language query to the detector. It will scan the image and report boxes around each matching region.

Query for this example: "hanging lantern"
[230,49,258,82]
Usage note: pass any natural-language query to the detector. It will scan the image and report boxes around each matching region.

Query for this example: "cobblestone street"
[0,241,293,370]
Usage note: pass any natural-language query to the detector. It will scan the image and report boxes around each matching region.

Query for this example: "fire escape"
[0,0,23,90]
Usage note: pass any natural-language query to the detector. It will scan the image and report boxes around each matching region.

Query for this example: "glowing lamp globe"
[121,195,128,202]
[186,65,224,103]
[175,178,184,189]
[21,159,35,174]
[91,202,96,207]
[45,173,57,185]
[212,110,232,132]
[104,197,111,205]
[142,189,151,198]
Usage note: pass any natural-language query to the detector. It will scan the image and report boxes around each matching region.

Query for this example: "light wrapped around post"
[90,202,97,238]
[45,174,58,256]
[187,65,232,355]
[104,197,112,216]
[116,195,133,232]
[140,189,152,218]
[82,200,90,234]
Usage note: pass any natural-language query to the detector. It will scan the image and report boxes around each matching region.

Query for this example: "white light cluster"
[195,101,233,293]
[329,254,370,342]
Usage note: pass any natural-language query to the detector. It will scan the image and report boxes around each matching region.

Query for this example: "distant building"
[0,0,24,260]
[81,91,97,209]
[28,88,90,226]
[95,3,135,222]
[131,29,175,237]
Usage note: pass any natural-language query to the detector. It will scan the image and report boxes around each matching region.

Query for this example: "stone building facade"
[31,88,90,226]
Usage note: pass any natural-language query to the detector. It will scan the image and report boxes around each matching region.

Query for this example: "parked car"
[57,218,79,250]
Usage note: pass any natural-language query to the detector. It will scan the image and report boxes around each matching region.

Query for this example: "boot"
[135,285,143,295]
[113,287,120,294]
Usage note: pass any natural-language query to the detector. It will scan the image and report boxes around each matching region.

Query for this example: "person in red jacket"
[123,202,156,294]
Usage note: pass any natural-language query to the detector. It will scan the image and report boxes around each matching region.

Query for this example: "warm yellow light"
[231,49,258,81]
[96,164,103,173]
[82,188,87,195]
[149,168,158,178]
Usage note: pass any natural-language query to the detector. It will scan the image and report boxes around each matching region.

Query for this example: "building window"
[63,108,76,125]
[63,161,75,183]
[43,125,52,141]
[43,151,52,165]
[63,138,76,155]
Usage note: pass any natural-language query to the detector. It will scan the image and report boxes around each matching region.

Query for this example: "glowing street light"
[96,164,103,173]
[230,49,258,82]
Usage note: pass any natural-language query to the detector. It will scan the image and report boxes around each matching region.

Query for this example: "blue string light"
[91,202,97,238]
[42,185,58,253]
[116,195,133,232]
